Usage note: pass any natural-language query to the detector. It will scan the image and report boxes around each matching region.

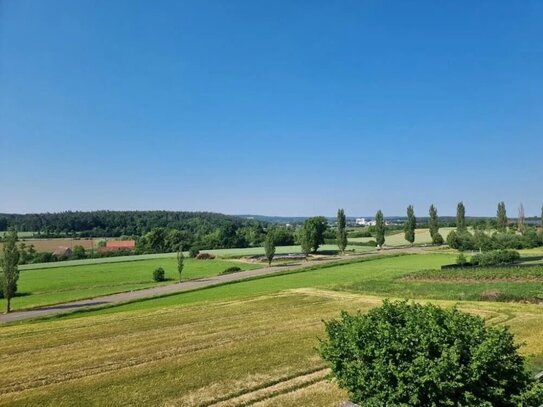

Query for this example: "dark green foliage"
[177,247,184,282]
[404,205,416,244]
[268,226,295,246]
[448,229,542,251]
[348,230,372,238]
[497,201,508,232]
[374,210,385,248]
[456,202,466,231]
[456,253,468,265]
[0,211,268,252]
[429,204,442,245]
[299,217,328,253]
[432,232,444,245]
[1,229,20,312]
[221,266,242,275]
[152,267,166,282]
[188,246,200,258]
[447,230,476,251]
[263,232,276,266]
[320,300,538,406]
[71,245,87,260]
[337,209,348,254]
[470,250,520,266]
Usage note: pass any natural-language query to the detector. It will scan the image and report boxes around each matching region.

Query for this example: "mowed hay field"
[0,238,97,252]
[1,291,542,406]
[1,254,543,406]
[349,227,455,246]
[1,258,259,311]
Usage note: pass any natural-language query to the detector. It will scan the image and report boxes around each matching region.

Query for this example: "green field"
[349,227,455,246]
[2,253,543,406]
[2,258,260,311]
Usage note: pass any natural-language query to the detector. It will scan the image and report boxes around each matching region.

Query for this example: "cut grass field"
[349,227,455,246]
[1,290,542,405]
[2,253,543,406]
[0,238,98,252]
[1,258,260,311]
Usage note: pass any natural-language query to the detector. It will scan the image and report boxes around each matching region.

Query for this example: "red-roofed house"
[98,240,136,253]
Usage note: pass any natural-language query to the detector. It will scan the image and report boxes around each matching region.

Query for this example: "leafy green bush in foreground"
[320,300,542,406]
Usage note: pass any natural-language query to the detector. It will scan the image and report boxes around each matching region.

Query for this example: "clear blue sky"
[1,0,542,217]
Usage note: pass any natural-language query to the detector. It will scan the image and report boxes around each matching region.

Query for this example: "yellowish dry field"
[1,288,542,406]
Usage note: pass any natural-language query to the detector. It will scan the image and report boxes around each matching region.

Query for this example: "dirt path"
[0,247,425,324]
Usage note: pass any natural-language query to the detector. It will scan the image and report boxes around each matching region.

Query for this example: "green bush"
[152,267,166,282]
[221,266,242,275]
[431,232,444,245]
[320,300,539,406]
[456,253,468,265]
[188,246,200,258]
[471,249,520,267]
[348,230,372,238]
[446,230,476,251]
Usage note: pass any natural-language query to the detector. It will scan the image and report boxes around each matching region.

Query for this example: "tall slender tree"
[299,227,312,258]
[496,201,508,232]
[404,205,416,245]
[375,210,386,249]
[456,202,466,231]
[518,203,525,234]
[428,204,440,243]
[176,245,184,282]
[264,232,276,266]
[336,208,348,254]
[541,205,543,228]
[1,229,20,313]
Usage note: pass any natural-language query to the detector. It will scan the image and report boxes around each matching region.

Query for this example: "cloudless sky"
[1,0,542,217]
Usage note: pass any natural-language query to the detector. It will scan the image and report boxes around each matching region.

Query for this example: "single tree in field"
[541,205,543,228]
[518,203,526,234]
[176,245,184,282]
[375,210,385,249]
[336,208,348,254]
[264,232,276,266]
[299,227,312,258]
[404,205,416,245]
[300,216,328,253]
[456,202,466,231]
[1,229,20,313]
[428,204,442,244]
[497,201,508,232]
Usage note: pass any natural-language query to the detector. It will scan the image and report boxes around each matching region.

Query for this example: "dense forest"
[0,211,268,243]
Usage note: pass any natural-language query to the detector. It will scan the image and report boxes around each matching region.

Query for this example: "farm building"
[53,246,72,259]
[98,240,136,253]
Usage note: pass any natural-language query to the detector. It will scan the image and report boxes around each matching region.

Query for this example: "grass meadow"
[349,227,456,246]
[1,258,259,311]
[1,253,543,406]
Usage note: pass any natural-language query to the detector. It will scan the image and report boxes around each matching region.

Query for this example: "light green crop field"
[1,258,259,311]
[2,253,543,406]
[349,227,456,246]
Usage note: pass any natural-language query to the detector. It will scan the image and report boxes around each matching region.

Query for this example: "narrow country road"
[0,247,426,324]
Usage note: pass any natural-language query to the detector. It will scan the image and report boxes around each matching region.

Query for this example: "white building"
[355,218,376,226]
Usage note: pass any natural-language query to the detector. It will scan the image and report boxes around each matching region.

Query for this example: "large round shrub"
[320,300,540,406]
[152,267,166,282]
